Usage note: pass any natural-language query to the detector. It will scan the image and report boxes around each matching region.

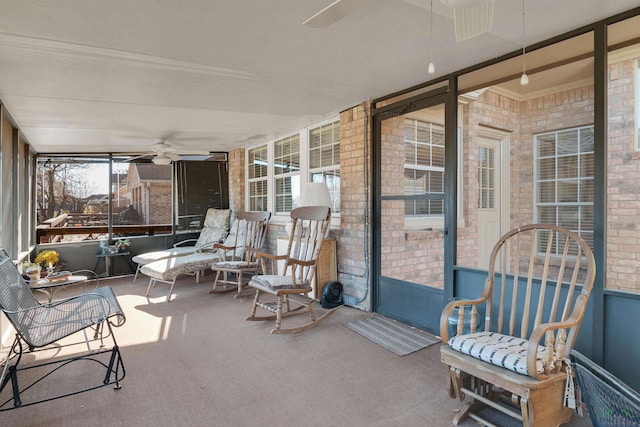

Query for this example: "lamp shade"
[299,182,332,208]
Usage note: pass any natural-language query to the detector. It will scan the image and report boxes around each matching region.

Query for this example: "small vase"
[26,267,41,281]
[46,263,56,275]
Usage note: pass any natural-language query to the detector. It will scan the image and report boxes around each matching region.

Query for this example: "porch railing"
[36,224,173,244]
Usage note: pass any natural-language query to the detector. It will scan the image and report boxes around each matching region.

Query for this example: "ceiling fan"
[127,138,210,165]
[303,0,495,42]
[149,139,182,165]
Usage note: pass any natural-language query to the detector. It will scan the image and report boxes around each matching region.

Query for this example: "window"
[535,126,594,249]
[478,146,495,209]
[248,145,268,211]
[245,117,340,220]
[34,155,229,244]
[309,121,340,213]
[273,134,300,213]
[404,118,445,216]
[175,159,229,230]
[36,156,112,243]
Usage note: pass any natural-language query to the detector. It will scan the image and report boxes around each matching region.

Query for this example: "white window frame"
[273,134,301,215]
[533,125,594,250]
[247,144,269,212]
[403,118,446,230]
[245,116,340,227]
[308,120,340,214]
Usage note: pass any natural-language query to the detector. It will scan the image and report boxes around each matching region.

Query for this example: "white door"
[477,136,503,268]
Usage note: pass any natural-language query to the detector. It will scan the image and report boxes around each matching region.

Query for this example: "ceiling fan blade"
[302,0,364,28]
[123,154,154,163]
[167,153,183,161]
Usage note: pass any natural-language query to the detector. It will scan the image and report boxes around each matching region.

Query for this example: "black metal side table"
[94,251,134,277]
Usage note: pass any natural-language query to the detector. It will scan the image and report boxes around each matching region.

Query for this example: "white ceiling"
[0,0,638,155]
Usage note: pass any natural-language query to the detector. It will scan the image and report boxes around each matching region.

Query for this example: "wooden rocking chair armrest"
[526,318,583,380]
[439,297,487,342]
[213,243,235,250]
[286,258,317,268]
[255,251,287,261]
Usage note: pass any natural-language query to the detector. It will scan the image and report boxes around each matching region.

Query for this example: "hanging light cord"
[522,0,526,73]
[520,0,529,85]
[428,0,435,74]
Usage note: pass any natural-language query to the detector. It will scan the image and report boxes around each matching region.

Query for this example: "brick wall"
[606,57,640,292]
[338,103,371,308]
[148,182,172,224]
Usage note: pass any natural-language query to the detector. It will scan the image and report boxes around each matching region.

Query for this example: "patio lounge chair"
[0,249,126,411]
[142,214,246,302]
[132,208,231,282]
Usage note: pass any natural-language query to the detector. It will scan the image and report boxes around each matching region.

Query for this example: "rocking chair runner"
[0,249,125,410]
[209,211,271,297]
[247,206,338,334]
[439,224,596,427]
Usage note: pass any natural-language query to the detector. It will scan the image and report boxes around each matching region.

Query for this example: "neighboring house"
[126,163,172,225]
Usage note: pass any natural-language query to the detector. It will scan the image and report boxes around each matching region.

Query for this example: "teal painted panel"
[604,293,640,391]
[377,276,444,334]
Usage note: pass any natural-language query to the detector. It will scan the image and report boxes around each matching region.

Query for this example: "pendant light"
[428,0,435,75]
[520,0,528,86]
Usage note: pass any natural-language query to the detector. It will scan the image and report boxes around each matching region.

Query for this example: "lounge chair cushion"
[448,331,551,376]
[132,246,197,265]
[197,208,231,246]
[132,210,234,267]
[141,252,220,281]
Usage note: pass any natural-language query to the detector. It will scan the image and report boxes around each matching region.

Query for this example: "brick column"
[227,148,245,216]
[339,102,371,310]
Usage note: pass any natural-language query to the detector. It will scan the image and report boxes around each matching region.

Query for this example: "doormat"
[344,315,440,356]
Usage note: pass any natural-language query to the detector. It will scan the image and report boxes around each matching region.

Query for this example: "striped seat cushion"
[448,331,552,376]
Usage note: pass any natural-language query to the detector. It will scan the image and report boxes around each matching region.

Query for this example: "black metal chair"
[0,249,126,410]
[570,350,640,427]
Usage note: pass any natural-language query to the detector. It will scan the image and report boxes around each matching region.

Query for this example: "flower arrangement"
[115,238,130,251]
[34,250,59,268]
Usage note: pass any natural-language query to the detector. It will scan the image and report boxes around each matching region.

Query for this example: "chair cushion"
[212,260,258,269]
[249,274,309,290]
[218,219,247,260]
[448,331,551,376]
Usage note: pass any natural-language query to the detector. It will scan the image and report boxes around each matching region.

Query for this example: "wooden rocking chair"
[246,206,338,334]
[209,211,271,297]
[439,224,596,427]
[0,249,125,410]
